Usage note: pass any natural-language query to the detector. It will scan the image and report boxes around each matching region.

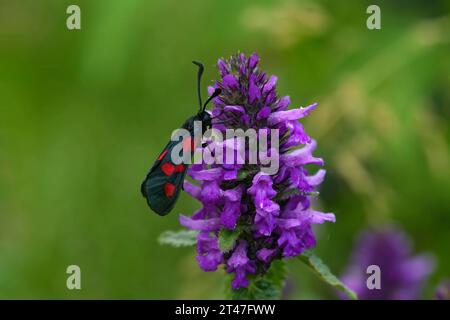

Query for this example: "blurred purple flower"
[180,53,334,289]
[341,228,435,300]
[435,280,450,300]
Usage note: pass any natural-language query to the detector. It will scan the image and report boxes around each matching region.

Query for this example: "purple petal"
[256,248,276,263]
[248,53,259,70]
[401,254,435,282]
[183,180,201,200]
[277,218,302,229]
[303,209,336,224]
[263,75,277,95]
[268,103,318,125]
[248,77,261,104]
[227,241,249,268]
[305,169,326,187]
[221,204,241,229]
[217,59,229,76]
[278,225,316,257]
[201,180,223,203]
[224,186,243,202]
[220,187,244,229]
[255,205,279,236]
[223,168,238,180]
[191,207,208,220]
[248,173,277,208]
[241,114,251,125]
[256,106,272,120]
[277,96,290,111]
[222,74,239,89]
[224,105,246,114]
[283,121,311,148]
[197,253,222,272]
[232,268,250,289]
[265,91,276,105]
[179,215,220,231]
[281,140,324,167]
[189,167,223,181]
[196,232,223,271]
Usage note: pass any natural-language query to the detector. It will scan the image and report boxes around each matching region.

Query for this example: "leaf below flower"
[218,228,241,253]
[158,230,198,247]
[298,250,358,300]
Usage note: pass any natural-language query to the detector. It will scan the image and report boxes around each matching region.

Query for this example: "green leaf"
[158,230,198,247]
[264,260,287,289]
[225,260,287,300]
[218,228,241,253]
[236,168,259,181]
[235,279,280,300]
[298,250,358,300]
[236,170,251,181]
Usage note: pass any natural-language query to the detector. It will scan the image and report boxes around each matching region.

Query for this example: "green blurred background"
[0,0,449,299]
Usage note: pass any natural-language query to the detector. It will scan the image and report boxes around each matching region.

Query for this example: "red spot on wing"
[174,164,185,173]
[182,137,196,154]
[164,183,176,198]
[161,162,175,176]
[158,149,168,161]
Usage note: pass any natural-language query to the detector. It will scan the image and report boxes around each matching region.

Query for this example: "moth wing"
[141,139,189,216]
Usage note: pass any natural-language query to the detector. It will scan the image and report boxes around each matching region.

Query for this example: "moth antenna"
[192,61,204,111]
[202,88,222,112]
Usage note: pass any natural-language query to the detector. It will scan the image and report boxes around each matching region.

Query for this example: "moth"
[141,62,221,215]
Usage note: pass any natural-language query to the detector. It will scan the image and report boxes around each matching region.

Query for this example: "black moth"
[141,61,221,215]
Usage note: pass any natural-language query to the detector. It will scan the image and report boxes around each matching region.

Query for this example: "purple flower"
[217,59,229,77]
[256,248,277,263]
[196,232,223,271]
[179,214,220,232]
[227,241,256,289]
[248,173,280,236]
[341,227,435,300]
[220,186,244,229]
[222,74,239,90]
[179,53,334,289]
